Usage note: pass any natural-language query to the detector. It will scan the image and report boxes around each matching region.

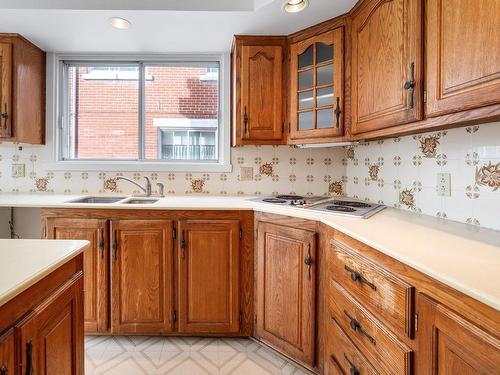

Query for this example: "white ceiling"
[0,0,356,53]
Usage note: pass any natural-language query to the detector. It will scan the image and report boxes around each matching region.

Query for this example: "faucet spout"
[116,176,148,196]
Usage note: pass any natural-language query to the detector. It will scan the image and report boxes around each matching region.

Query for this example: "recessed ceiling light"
[110,17,131,30]
[283,0,309,13]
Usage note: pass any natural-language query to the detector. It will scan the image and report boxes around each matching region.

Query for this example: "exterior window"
[59,60,222,165]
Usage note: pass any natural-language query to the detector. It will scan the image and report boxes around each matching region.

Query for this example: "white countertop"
[0,239,89,308]
[1,193,499,311]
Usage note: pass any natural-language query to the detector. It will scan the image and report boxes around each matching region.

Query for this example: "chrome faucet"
[116,176,152,196]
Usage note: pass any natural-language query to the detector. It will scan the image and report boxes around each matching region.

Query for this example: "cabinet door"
[290,28,344,141]
[0,329,14,375]
[426,0,500,117]
[16,274,84,375]
[0,43,12,138]
[178,220,240,333]
[256,222,316,366]
[46,218,109,333]
[351,0,423,134]
[418,294,500,375]
[110,220,174,333]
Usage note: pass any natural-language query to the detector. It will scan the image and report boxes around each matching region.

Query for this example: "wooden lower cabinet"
[46,218,108,333]
[16,274,84,375]
[178,220,241,333]
[110,219,174,334]
[418,294,500,375]
[256,221,316,367]
[0,329,14,375]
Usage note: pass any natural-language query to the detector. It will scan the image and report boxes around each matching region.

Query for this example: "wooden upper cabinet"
[16,275,84,375]
[46,217,109,333]
[0,34,45,144]
[351,0,423,134]
[232,36,286,146]
[110,220,174,334]
[426,0,500,117]
[177,220,241,333]
[418,294,500,375]
[290,28,344,142]
[256,222,316,367]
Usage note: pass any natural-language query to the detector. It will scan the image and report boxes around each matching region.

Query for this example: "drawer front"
[326,317,379,375]
[329,240,415,337]
[329,280,413,375]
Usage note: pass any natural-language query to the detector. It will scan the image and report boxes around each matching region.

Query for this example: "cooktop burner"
[276,194,304,200]
[331,200,372,208]
[325,205,356,212]
[262,198,287,204]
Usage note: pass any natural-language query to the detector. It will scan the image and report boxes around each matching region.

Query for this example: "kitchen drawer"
[325,317,379,375]
[328,279,413,375]
[329,240,415,338]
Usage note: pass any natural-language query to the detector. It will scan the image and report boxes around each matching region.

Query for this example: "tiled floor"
[85,336,313,375]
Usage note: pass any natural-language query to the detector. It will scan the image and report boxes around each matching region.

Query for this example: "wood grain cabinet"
[350,0,423,135]
[232,36,287,145]
[0,330,14,375]
[425,0,500,117]
[46,218,109,333]
[0,34,45,144]
[110,220,175,334]
[177,220,241,333]
[289,28,344,142]
[16,274,84,375]
[418,294,500,375]
[256,222,317,367]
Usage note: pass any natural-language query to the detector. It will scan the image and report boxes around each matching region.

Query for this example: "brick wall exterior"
[70,66,218,159]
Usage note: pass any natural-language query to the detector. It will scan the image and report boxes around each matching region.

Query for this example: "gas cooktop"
[250,195,386,219]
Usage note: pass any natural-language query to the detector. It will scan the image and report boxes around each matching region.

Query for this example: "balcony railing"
[160,145,216,161]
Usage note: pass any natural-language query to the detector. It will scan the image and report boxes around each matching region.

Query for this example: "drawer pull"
[304,243,312,280]
[343,353,360,375]
[343,311,376,345]
[345,265,376,290]
[26,340,33,375]
[1,365,8,375]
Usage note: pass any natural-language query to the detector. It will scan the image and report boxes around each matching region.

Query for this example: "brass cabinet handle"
[180,230,186,259]
[25,341,33,375]
[243,106,249,138]
[343,353,360,375]
[304,243,312,280]
[334,97,341,128]
[403,62,416,109]
[343,311,376,345]
[344,265,376,290]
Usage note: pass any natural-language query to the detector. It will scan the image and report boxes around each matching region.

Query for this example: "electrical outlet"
[437,173,451,196]
[11,164,26,178]
[240,166,254,181]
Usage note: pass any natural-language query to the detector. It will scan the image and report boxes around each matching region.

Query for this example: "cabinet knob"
[343,354,360,375]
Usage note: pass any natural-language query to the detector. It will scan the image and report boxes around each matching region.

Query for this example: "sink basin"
[121,198,159,205]
[67,196,125,204]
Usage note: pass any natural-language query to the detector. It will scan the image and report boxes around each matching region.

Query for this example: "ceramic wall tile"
[345,122,500,231]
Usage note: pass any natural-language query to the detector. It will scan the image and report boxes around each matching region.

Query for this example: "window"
[56,56,229,171]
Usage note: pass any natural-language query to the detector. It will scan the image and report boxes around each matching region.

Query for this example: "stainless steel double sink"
[66,196,160,205]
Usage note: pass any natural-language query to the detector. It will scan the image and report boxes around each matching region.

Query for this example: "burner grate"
[276,194,304,200]
[262,198,287,204]
[332,200,372,208]
[325,205,356,212]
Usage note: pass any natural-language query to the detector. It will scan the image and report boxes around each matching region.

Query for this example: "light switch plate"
[437,173,451,196]
[240,166,253,181]
[12,164,26,178]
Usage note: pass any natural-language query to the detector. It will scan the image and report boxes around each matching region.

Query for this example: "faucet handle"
[156,182,165,197]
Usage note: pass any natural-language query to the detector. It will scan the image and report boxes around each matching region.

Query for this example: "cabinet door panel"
[418,294,500,375]
[256,222,316,366]
[0,42,12,138]
[240,45,283,142]
[351,0,422,134]
[46,218,108,333]
[426,0,500,117]
[111,220,174,333]
[178,220,240,333]
[16,275,84,375]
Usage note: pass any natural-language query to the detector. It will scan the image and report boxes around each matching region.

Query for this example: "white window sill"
[43,160,233,173]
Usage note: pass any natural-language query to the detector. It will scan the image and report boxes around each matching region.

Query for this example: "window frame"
[46,53,232,172]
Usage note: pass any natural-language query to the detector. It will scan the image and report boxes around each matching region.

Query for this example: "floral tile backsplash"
[345,122,500,231]
[0,121,499,231]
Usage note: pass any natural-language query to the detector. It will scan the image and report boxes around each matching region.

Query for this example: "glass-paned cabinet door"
[290,28,344,141]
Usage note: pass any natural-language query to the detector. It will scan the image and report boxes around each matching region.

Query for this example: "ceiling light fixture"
[110,17,131,30]
[283,0,309,13]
